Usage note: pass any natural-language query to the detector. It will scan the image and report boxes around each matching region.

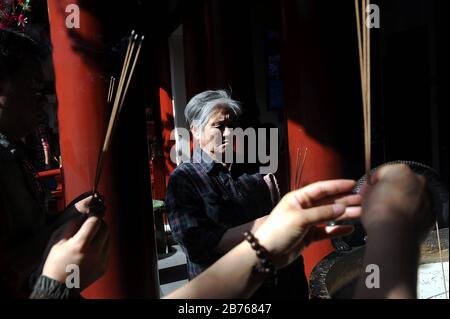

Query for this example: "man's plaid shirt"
[166,149,273,279]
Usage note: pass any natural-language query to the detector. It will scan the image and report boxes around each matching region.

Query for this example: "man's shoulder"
[169,161,206,179]
[170,162,193,177]
[167,162,198,187]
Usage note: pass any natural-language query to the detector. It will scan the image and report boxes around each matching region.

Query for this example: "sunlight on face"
[197,106,236,158]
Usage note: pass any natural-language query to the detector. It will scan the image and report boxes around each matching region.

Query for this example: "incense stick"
[108,77,116,104]
[113,33,138,114]
[102,34,137,150]
[355,0,364,98]
[102,33,139,153]
[356,0,367,177]
[118,35,144,114]
[107,76,113,104]
[296,147,308,189]
[92,31,143,194]
[92,32,135,193]
[435,221,448,299]
[366,0,372,182]
[294,147,300,190]
[114,31,135,106]
[95,75,115,193]
[355,0,371,182]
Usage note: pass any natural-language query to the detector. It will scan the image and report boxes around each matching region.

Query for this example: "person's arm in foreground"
[355,164,433,299]
[213,216,268,255]
[166,179,362,299]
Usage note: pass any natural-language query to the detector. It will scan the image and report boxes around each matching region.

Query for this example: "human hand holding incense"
[33,195,109,292]
[40,195,109,291]
[42,215,110,291]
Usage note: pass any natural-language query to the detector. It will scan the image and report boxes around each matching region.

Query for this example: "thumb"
[70,216,102,249]
[53,238,68,246]
[74,196,94,214]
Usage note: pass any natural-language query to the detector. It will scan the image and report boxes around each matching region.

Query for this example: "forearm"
[29,275,82,299]
[355,223,420,299]
[166,240,267,299]
[214,216,268,255]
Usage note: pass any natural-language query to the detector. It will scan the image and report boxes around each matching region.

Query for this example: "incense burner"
[310,227,449,299]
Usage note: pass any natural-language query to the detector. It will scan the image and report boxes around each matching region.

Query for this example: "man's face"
[194,107,236,158]
[0,56,45,140]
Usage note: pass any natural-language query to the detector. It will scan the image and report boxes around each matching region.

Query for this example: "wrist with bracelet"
[244,231,278,287]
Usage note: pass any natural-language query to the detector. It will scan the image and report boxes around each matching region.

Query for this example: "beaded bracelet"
[243,231,278,287]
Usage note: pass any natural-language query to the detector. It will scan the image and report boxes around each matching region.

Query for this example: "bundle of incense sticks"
[293,147,308,190]
[92,30,145,194]
[355,0,371,181]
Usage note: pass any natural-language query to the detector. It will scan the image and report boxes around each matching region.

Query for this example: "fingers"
[294,180,357,208]
[74,196,94,214]
[335,206,362,221]
[57,214,87,239]
[315,193,362,207]
[300,202,362,226]
[310,225,355,242]
[300,203,347,226]
[70,216,102,249]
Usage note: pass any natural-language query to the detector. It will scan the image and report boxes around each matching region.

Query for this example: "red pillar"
[154,39,176,195]
[158,87,176,185]
[48,0,159,298]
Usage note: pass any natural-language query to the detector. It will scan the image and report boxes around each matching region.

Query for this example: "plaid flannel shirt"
[166,149,274,279]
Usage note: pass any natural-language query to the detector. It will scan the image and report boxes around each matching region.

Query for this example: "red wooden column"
[153,39,175,195]
[48,0,159,298]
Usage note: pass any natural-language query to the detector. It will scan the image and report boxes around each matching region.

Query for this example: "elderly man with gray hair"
[166,90,309,299]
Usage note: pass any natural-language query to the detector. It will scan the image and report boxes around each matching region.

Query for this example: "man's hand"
[42,216,110,291]
[255,179,362,269]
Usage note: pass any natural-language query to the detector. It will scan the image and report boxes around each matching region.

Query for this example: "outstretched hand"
[255,179,362,269]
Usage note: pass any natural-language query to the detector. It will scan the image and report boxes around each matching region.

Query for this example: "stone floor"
[417,261,449,299]
[157,245,188,297]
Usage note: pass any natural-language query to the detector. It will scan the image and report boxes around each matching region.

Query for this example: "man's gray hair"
[184,90,242,131]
